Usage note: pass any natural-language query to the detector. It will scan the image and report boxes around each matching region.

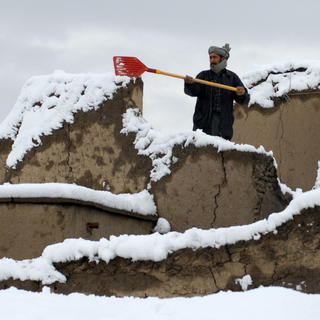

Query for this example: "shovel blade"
[113,56,148,77]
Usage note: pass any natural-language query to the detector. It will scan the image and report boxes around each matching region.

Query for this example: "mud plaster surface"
[152,145,287,231]
[234,91,320,191]
[0,202,154,260]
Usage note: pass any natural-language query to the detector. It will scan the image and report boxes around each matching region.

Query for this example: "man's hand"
[236,86,246,95]
[185,75,194,84]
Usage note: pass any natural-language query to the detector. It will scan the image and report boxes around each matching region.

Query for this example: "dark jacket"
[184,68,249,140]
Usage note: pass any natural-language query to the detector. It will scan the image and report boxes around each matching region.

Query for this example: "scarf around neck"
[210,59,227,74]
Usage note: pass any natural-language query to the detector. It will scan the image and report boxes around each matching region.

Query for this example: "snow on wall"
[243,61,320,108]
[314,161,320,189]
[0,183,157,216]
[0,71,130,168]
[0,187,319,284]
[121,108,273,182]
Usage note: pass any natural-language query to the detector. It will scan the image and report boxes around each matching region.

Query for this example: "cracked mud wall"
[3,206,320,297]
[233,91,320,191]
[152,145,287,231]
[3,79,152,194]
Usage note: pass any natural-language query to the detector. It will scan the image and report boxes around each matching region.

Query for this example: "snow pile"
[0,183,156,216]
[243,61,320,108]
[235,275,253,291]
[121,108,273,181]
[153,217,171,234]
[0,188,319,284]
[1,287,320,320]
[0,257,66,284]
[0,70,130,168]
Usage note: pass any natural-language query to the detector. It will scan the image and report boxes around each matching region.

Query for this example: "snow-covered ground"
[1,286,320,320]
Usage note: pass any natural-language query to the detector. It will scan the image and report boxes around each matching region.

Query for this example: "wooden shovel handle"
[155,69,237,92]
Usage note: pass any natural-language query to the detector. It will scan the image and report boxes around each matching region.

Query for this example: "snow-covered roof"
[0,187,319,284]
[0,70,130,168]
[243,61,320,108]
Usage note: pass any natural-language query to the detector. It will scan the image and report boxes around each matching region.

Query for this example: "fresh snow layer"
[243,61,320,108]
[0,70,130,168]
[122,108,273,181]
[1,287,320,320]
[0,188,319,285]
[0,183,157,216]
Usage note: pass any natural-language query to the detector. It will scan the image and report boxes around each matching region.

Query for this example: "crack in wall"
[225,245,232,262]
[278,104,285,177]
[66,123,72,182]
[209,267,220,291]
[252,161,264,217]
[272,260,279,282]
[212,187,220,226]
[211,152,227,226]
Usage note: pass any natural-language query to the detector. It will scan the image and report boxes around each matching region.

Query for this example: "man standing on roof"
[184,44,249,140]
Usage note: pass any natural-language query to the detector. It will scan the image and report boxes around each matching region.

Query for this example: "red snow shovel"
[113,56,238,92]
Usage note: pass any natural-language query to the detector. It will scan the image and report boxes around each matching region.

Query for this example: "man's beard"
[210,59,227,74]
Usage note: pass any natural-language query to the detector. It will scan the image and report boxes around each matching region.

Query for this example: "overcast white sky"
[1,0,319,132]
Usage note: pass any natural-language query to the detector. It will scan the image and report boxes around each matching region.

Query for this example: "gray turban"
[208,43,231,59]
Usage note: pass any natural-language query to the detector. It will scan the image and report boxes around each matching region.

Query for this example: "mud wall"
[0,201,155,260]
[2,206,319,297]
[151,146,286,232]
[233,91,320,191]
[4,79,150,194]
